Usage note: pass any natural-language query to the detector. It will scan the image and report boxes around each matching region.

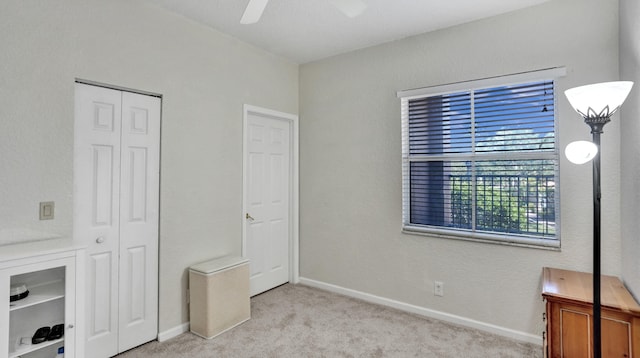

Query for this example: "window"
[398,69,564,247]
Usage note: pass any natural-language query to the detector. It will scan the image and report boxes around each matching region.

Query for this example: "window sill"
[402,225,560,251]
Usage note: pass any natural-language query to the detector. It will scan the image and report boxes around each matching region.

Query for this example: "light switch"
[39,201,55,220]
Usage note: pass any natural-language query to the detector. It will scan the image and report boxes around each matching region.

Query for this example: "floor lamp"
[564,81,634,358]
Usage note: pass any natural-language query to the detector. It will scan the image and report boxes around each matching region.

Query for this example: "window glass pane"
[408,92,472,155]
[475,81,555,152]
[474,160,555,237]
[409,161,472,230]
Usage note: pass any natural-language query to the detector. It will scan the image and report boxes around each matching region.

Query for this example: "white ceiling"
[144,0,551,64]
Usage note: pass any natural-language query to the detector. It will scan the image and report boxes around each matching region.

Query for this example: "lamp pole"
[587,117,607,358]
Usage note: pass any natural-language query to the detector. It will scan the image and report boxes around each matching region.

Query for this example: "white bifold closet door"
[74,83,160,358]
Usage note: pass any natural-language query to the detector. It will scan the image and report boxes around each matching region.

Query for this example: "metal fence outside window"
[449,174,555,237]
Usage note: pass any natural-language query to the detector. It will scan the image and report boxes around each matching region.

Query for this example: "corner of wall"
[619,0,640,299]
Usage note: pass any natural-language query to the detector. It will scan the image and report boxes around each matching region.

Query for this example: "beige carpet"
[118,284,541,357]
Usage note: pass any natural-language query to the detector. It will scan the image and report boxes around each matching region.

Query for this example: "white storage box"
[189,256,250,339]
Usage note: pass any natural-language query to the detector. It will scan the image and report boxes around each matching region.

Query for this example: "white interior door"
[244,108,292,296]
[74,83,159,358]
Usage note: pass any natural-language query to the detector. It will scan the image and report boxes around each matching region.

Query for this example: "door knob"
[245,213,255,221]
[96,236,105,244]
[68,324,74,329]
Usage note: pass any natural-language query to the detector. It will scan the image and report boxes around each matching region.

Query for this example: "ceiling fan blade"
[240,0,269,24]
[328,0,367,18]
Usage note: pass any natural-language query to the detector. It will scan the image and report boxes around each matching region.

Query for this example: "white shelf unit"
[0,240,84,358]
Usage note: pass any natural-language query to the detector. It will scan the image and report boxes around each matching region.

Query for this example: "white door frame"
[242,104,299,286]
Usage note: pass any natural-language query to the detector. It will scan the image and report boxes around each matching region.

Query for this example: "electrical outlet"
[434,281,444,297]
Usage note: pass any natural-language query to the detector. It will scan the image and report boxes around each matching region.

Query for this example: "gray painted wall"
[620,0,640,299]
[299,0,621,338]
[0,0,298,332]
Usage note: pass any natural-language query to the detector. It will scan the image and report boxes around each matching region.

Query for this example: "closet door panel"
[74,83,121,357]
[118,92,160,352]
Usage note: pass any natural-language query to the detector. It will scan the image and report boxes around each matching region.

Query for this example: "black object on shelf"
[48,324,64,340]
[10,284,29,302]
[32,326,51,345]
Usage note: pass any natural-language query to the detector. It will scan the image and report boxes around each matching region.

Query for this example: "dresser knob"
[68,324,74,329]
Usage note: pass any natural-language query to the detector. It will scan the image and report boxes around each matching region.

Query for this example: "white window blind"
[400,69,562,247]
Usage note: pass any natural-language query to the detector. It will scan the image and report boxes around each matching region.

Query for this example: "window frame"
[397,67,566,249]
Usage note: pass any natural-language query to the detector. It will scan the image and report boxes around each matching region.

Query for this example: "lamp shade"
[565,140,598,164]
[565,81,633,118]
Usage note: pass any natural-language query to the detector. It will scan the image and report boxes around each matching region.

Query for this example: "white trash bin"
[189,256,250,339]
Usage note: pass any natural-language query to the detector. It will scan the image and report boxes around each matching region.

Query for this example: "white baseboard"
[158,322,190,342]
[298,277,542,346]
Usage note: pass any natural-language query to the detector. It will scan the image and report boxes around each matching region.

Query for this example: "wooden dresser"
[542,267,640,358]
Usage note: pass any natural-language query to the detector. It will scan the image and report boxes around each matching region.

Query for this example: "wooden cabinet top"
[542,267,640,315]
